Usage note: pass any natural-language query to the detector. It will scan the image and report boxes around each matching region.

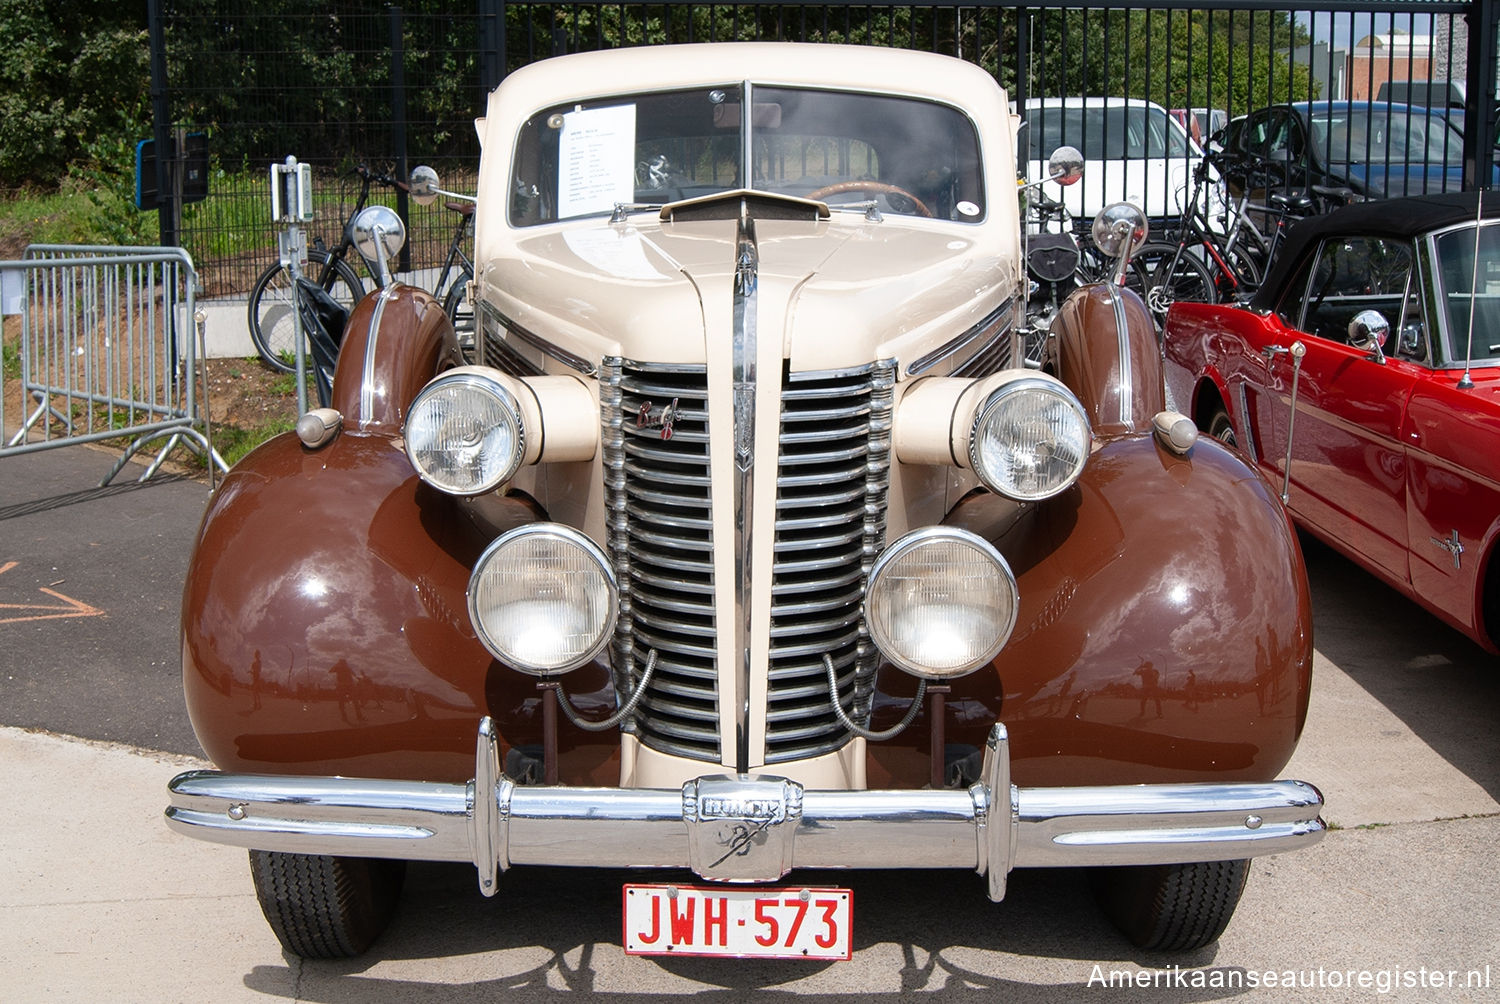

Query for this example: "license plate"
[622,884,853,960]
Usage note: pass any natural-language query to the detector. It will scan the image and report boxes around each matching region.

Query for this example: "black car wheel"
[1207,406,1238,448]
[248,850,406,959]
[1091,859,1250,951]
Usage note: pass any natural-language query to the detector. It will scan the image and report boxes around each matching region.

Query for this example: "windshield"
[1310,107,1463,168]
[1025,103,1192,161]
[1433,222,1500,366]
[509,84,984,226]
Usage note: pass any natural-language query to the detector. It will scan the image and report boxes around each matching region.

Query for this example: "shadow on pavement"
[1299,532,1500,803]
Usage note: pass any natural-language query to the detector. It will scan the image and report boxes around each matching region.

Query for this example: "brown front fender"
[869,432,1312,789]
[330,283,465,433]
[1051,282,1166,436]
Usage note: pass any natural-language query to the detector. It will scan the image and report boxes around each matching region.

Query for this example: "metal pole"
[390,7,411,275]
[147,0,176,248]
[1464,0,1498,190]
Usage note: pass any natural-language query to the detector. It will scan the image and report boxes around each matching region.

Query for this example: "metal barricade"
[1,245,226,485]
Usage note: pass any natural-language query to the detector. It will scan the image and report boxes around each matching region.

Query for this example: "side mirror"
[1091,202,1149,285]
[1348,309,1390,364]
[409,165,440,207]
[351,205,406,287]
[1048,146,1085,187]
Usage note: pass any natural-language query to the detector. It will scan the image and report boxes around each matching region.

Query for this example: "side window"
[1263,111,1293,159]
[1242,111,1273,159]
[1298,236,1414,348]
[1275,254,1317,328]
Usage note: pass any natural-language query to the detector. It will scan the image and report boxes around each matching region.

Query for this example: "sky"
[1296,10,1441,51]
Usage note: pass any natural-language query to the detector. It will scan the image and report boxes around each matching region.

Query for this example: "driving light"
[865,527,1018,680]
[405,372,525,495]
[468,524,618,675]
[969,377,1090,501]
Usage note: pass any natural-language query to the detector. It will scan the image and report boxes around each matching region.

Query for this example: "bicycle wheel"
[442,265,476,364]
[1126,243,1217,323]
[247,249,364,373]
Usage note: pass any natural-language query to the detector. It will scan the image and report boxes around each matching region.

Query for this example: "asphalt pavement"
[2,442,1499,1001]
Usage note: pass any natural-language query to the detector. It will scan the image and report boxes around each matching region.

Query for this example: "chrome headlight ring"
[404,371,526,496]
[968,376,1091,502]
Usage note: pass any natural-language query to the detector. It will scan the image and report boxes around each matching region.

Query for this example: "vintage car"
[165,42,1324,961]
[1164,190,1500,653]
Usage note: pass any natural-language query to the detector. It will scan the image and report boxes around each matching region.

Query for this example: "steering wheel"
[805,180,933,218]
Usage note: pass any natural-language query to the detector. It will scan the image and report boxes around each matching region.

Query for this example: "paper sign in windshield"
[559,104,636,219]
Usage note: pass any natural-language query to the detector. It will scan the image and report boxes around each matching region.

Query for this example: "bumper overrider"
[165,720,1324,900]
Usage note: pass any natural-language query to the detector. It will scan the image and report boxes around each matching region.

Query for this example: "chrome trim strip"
[909,297,1015,377]
[166,720,1326,902]
[1234,379,1260,465]
[732,197,759,772]
[1108,286,1133,426]
[490,303,596,376]
[359,285,397,426]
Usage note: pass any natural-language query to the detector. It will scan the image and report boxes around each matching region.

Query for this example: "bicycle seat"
[446,200,475,217]
[1310,185,1359,207]
[1269,192,1317,214]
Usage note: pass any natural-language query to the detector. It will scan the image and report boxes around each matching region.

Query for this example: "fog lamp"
[468,524,617,675]
[865,527,1018,680]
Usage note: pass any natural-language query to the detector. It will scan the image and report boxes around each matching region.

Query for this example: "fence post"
[147,0,178,249]
[391,6,412,274]
[480,0,508,91]
[1466,0,1499,189]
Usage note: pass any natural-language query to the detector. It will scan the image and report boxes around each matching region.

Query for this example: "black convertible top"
[1249,190,1500,312]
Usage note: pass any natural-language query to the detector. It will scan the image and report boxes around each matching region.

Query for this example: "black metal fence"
[150,0,1498,298]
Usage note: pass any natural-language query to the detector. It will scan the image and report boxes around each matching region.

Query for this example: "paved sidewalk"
[2,726,1498,1002]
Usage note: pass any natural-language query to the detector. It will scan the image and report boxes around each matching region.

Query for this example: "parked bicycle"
[246,163,475,372]
[1128,147,1356,323]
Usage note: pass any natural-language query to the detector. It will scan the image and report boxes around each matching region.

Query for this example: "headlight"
[468,524,617,675]
[405,371,525,495]
[969,377,1090,501]
[865,527,1018,680]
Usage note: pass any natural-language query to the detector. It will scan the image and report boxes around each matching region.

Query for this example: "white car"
[1023,96,1216,222]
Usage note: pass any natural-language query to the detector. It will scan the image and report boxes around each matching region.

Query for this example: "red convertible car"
[1164,191,1500,651]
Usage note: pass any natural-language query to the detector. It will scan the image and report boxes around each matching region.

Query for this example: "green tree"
[0,1,150,187]
[1024,9,1316,115]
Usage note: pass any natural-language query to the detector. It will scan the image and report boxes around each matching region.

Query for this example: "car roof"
[1025,96,1167,110]
[1250,191,1499,311]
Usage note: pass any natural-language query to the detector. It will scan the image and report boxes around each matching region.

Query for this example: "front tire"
[1206,405,1238,448]
[1092,859,1250,951]
[248,850,405,958]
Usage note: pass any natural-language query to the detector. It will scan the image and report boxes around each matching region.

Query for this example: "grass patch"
[210,417,297,468]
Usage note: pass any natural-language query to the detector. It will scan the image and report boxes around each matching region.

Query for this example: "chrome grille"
[767,363,893,762]
[602,359,893,765]
[603,360,719,761]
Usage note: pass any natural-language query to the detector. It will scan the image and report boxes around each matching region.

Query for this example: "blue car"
[1227,100,1487,201]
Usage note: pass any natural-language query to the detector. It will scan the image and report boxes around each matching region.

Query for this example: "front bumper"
[165,719,1324,901]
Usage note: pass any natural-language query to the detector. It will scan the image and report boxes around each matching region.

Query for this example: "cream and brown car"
[167,42,1323,961]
